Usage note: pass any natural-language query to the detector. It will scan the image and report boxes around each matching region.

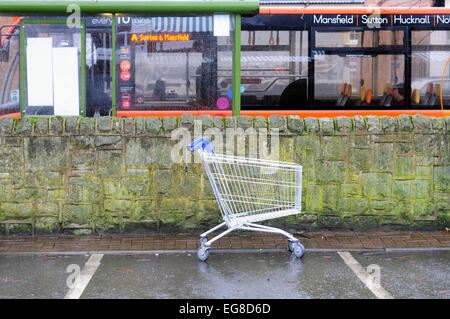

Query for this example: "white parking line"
[338,251,393,299]
[64,254,103,299]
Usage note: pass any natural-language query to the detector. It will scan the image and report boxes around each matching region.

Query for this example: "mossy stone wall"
[0,114,448,235]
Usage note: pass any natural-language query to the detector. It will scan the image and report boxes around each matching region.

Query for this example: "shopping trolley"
[188,138,305,262]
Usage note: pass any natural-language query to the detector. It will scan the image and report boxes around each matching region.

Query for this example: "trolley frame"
[188,137,305,260]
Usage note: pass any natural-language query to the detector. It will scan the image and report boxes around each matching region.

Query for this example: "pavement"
[0,231,448,299]
[0,231,448,253]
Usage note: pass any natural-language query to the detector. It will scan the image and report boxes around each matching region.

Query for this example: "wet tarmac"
[354,250,450,299]
[0,250,448,299]
[0,254,88,298]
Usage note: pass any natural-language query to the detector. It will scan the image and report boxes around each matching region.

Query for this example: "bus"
[0,2,449,118]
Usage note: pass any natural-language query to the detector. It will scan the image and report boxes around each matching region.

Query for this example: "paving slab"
[0,231,448,253]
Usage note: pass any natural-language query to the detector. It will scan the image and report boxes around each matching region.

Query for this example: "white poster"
[26,37,54,106]
[52,47,80,116]
[213,14,230,37]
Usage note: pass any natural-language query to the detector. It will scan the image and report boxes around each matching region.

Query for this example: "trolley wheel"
[292,242,305,259]
[200,237,207,246]
[197,247,210,262]
[288,240,294,252]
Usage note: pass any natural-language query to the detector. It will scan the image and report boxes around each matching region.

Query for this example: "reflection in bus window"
[86,24,113,118]
[314,55,405,109]
[411,30,450,108]
[379,30,404,46]
[315,30,404,48]
[116,15,234,112]
[240,30,308,109]
[0,15,21,116]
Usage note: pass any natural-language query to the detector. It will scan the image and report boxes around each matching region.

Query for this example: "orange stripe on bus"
[117,110,445,118]
[0,112,21,119]
[2,110,445,119]
[116,110,233,118]
[1,16,23,47]
[239,110,447,118]
[259,7,450,15]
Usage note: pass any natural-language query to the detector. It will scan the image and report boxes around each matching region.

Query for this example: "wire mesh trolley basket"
[188,138,305,261]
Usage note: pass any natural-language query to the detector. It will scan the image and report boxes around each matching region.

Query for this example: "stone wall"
[0,114,448,235]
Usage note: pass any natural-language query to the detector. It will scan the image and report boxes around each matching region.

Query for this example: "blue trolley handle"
[186,138,221,194]
[185,138,215,174]
[187,137,215,153]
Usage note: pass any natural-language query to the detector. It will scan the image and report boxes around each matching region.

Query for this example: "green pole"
[232,14,241,117]
[19,20,25,117]
[111,13,116,117]
[0,0,259,14]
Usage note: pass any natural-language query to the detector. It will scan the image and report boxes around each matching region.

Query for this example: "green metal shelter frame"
[1,0,259,117]
[0,0,259,14]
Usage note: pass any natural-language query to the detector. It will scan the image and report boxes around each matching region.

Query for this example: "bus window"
[217,35,233,108]
[240,30,308,109]
[0,15,21,117]
[314,54,405,109]
[315,30,404,48]
[86,16,113,117]
[379,30,404,46]
[115,15,234,112]
[316,30,373,48]
[411,30,450,109]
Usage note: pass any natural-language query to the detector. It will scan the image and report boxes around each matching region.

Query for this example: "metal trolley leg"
[197,223,236,262]
[239,223,304,258]
[200,222,226,240]
[197,222,305,262]
[243,223,298,242]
